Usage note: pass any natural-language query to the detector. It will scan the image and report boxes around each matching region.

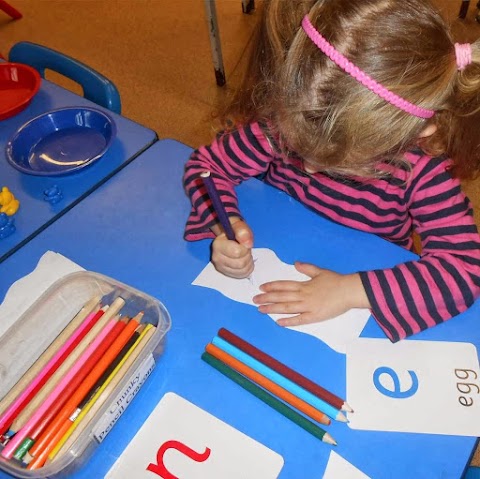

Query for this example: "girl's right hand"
[211,219,254,279]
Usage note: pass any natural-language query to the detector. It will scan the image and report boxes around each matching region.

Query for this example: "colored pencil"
[0,296,101,421]
[206,343,331,426]
[26,318,141,469]
[202,353,336,445]
[0,298,102,436]
[48,324,156,462]
[200,170,236,240]
[3,316,125,460]
[8,298,125,435]
[212,336,347,422]
[218,328,353,413]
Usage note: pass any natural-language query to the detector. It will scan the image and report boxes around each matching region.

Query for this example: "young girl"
[183,0,480,342]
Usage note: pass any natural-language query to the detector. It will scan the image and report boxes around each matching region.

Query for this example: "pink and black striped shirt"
[183,122,480,342]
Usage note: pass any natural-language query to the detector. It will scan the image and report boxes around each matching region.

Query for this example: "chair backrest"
[8,41,121,113]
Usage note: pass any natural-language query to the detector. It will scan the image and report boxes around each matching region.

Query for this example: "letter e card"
[345,338,480,436]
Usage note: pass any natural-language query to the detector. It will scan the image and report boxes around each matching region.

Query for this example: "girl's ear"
[418,124,437,138]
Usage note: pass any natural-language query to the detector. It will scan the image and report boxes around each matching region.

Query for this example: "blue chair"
[466,466,480,479]
[8,41,121,113]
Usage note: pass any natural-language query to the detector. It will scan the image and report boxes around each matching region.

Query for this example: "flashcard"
[346,338,480,436]
[192,248,371,353]
[105,392,284,479]
[322,451,371,479]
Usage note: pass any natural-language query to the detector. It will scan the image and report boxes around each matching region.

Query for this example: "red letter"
[147,440,211,478]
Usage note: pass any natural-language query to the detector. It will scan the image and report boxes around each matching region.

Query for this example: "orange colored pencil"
[205,343,331,426]
[27,317,141,469]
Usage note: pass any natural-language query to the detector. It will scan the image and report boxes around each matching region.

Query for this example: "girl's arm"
[360,156,480,342]
[183,122,275,241]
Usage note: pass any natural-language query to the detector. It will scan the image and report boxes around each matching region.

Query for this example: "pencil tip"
[337,412,348,423]
[324,433,337,446]
[343,402,354,413]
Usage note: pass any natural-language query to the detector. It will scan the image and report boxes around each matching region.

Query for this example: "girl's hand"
[211,218,254,279]
[253,262,370,326]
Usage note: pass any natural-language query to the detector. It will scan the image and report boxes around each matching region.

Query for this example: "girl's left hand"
[252,262,370,327]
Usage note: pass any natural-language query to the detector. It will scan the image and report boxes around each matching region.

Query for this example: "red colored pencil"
[217,328,353,413]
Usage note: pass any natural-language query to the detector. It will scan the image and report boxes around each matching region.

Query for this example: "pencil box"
[0,270,171,478]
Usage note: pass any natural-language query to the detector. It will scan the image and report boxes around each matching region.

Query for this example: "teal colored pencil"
[201,353,337,445]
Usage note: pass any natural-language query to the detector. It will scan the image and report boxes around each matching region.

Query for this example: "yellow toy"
[0,187,20,216]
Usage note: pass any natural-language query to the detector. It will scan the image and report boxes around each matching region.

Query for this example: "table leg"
[204,0,226,87]
[459,0,470,19]
[242,0,255,14]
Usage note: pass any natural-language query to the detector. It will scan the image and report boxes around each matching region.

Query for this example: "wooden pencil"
[206,343,331,426]
[0,295,101,421]
[218,328,353,413]
[8,297,125,435]
[202,353,336,445]
[49,324,156,462]
[3,316,126,460]
[26,318,141,469]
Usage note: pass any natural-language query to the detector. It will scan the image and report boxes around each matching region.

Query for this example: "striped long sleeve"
[183,122,480,341]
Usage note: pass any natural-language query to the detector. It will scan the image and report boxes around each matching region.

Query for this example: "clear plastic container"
[0,271,171,478]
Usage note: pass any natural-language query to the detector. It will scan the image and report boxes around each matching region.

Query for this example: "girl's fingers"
[253,291,302,305]
[277,313,318,327]
[259,280,302,292]
[257,300,304,315]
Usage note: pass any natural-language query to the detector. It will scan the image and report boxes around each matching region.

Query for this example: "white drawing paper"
[0,251,83,340]
[105,392,284,479]
[192,248,371,354]
[322,451,371,479]
[346,338,480,436]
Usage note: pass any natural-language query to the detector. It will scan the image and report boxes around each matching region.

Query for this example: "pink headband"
[455,43,472,71]
[301,15,435,119]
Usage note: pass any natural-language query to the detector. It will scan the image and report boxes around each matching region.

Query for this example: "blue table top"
[0,79,157,263]
[0,139,478,479]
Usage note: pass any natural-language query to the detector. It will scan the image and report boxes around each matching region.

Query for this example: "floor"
[1,0,480,470]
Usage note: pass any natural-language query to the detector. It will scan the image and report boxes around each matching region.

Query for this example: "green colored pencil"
[201,352,337,446]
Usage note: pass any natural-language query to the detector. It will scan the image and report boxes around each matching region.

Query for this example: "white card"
[192,248,370,354]
[346,338,480,436]
[105,392,284,479]
[322,451,371,479]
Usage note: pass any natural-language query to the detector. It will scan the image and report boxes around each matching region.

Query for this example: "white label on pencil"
[346,338,480,436]
[93,354,156,442]
[105,392,284,479]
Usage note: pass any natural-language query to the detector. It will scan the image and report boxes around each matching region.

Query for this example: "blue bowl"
[5,107,116,176]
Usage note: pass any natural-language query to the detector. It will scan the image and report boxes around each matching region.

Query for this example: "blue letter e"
[373,367,419,399]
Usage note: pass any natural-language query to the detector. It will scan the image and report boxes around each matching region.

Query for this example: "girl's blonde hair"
[222,0,480,178]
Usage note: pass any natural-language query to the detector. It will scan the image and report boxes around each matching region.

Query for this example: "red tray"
[0,62,41,120]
